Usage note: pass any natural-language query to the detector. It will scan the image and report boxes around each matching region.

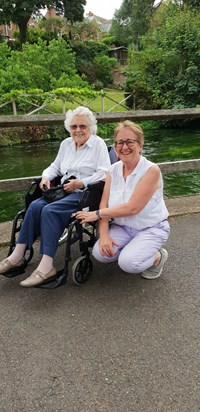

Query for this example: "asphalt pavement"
[0,213,200,411]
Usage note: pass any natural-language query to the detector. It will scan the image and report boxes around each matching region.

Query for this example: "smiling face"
[114,128,143,165]
[70,115,91,148]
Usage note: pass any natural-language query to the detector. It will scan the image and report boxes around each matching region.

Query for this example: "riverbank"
[0,194,200,247]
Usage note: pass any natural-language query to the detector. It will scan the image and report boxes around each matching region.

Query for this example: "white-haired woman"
[0,107,111,287]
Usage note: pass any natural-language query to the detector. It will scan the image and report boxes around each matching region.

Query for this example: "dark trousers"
[17,192,82,257]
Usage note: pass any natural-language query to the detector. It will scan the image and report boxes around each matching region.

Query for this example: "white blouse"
[42,135,111,187]
[108,156,169,229]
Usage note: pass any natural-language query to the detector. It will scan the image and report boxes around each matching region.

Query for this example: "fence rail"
[0,91,132,116]
[1,108,200,128]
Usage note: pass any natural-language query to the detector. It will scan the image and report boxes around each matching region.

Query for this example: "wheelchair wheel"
[72,256,93,285]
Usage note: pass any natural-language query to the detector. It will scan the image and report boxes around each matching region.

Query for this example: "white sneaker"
[141,248,168,280]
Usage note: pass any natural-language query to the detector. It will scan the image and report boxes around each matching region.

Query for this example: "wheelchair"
[3,146,118,289]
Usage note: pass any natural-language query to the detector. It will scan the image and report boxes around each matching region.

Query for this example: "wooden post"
[101,90,104,112]
[62,99,66,114]
[11,99,17,115]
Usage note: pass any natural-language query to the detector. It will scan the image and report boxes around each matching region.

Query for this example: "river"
[0,128,200,222]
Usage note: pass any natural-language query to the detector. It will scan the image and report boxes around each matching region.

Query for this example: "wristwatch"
[95,210,101,220]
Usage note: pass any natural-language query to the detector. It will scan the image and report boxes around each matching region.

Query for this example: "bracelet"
[95,210,101,220]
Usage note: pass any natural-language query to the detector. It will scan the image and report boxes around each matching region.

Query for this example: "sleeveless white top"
[108,155,169,229]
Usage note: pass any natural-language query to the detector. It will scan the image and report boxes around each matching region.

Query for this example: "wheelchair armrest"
[78,180,105,211]
[30,177,42,186]
[87,180,105,191]
[25,175,63,210]
[25,177,42,209]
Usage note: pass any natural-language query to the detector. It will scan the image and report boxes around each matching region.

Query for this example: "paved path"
[1,194,200,247]
[0,212,200,412]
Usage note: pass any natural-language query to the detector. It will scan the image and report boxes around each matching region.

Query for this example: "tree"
[38,16,63,37]
[111,0,155,48]
[68,18,102,42]
[125,4,200,109]
[59,0,86,23]
[0,1,51,49]
[52,0,86,40]
[174,0,200,6]
[72,41,117,87]
[0,38,88,95]
[0,0,86,48]
[93,55,117,87]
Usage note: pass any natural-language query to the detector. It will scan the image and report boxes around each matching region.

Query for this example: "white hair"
[64,106,97,135]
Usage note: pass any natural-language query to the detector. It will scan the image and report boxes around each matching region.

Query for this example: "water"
[0,129,200,222]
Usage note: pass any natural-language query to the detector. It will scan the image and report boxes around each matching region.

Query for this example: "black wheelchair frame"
[3,146,118,289]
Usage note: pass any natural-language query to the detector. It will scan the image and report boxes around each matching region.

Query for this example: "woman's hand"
[40,178,50,191]
[63,179,84,193]
[99,235,119,257]
[76,210,98,223]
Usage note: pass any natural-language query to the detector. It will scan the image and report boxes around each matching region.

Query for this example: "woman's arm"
[98,173,111,236]
[76,165,161,222]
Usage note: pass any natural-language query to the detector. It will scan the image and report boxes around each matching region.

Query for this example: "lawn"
[46,90,128,114]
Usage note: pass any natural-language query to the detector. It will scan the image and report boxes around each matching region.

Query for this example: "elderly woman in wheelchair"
[0,106,111,287]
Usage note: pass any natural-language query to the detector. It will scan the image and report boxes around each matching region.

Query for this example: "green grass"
[46,90,127,114]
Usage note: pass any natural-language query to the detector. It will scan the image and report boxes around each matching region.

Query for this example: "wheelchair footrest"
[1,264,27,278]
[35,270,67,289]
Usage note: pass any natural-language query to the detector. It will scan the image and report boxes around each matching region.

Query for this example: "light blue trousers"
[17,192,82,257]
[93,221,170,274]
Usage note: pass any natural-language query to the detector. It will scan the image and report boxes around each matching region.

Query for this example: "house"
[0,22,17,41]
[85,12,112,33]
[108,46,128,65]
[0,17,37,41]
[0,9,112,42]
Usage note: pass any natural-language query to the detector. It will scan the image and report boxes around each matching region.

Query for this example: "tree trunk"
[18,19,29,50]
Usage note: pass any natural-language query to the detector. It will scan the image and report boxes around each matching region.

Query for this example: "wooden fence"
[1,108,200,128]
[0,91,132,116]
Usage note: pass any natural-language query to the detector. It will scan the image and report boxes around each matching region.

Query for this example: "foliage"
[0,87,97,104]
[125,3,200,109]
[176,0,200,6]
[100,36,117,46]
[67,18,102,42]
[72,41,117,87]
[57,0,86,22]
[0,0,86,48]
[110,0,155,48]
[0,38,89,97]
[93,56,118,87]
[0,0,51,47]
[73,41,109,64]
[0,41,11,69]
[97,123,117,140]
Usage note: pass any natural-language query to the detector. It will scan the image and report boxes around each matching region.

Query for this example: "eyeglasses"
[70,124,88,131]
[115,139,139,148]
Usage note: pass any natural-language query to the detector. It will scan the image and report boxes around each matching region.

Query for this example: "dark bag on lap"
[43,176,76,203]
[43,185,67,203]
